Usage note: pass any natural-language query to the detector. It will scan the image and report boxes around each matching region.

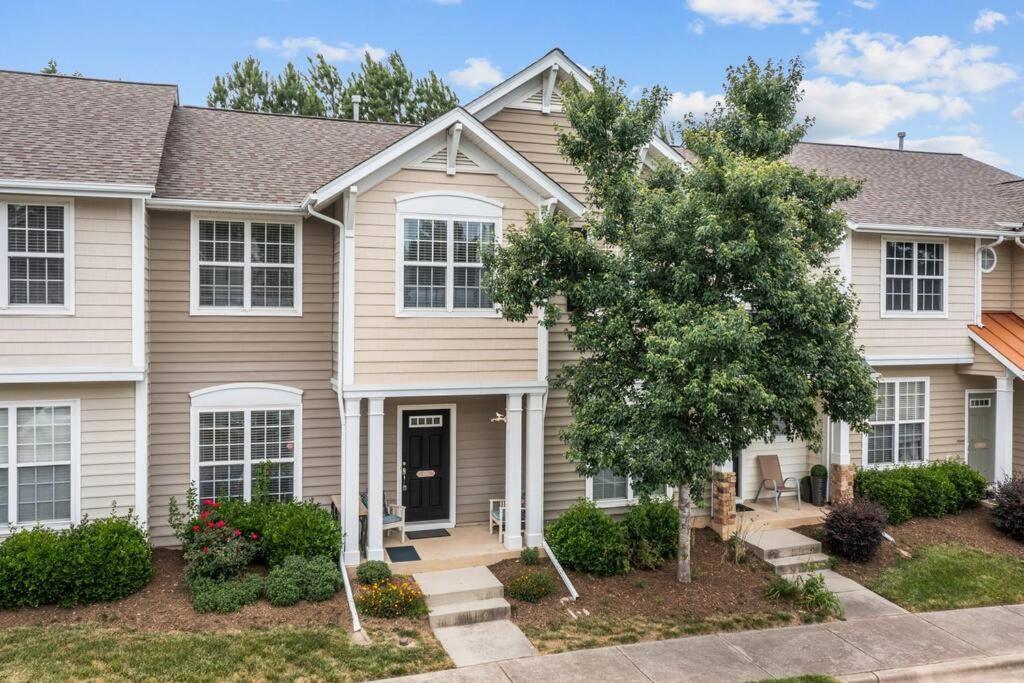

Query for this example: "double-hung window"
[0,402,79,529]
[883,239,945,315]
[588,469,670,507]
[1,200,73,314]
[865,379,928,467]
[399,216,497,313]
[191,216,302,315]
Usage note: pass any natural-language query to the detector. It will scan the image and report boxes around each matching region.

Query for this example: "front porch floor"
[737,497,827,533]
[382,523,519,574]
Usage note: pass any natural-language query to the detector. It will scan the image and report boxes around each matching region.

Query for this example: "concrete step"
[428,597,512,628]
[414,566,505,608]
[768,552,833,576]
[743,529,822,560]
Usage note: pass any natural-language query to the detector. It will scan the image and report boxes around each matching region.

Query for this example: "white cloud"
[812,29,1016,94]
[448,58,503,89]
[255,36,385,62]
[686,0,818,27]
[1013,102,1024,122]
[688,19,705,35]
[972,9,1008,33]
[852,0,876,8]
[666,90,723,122]
[798,77,971,138]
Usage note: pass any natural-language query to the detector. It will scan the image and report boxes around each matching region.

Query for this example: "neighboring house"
[1,49,1022,565]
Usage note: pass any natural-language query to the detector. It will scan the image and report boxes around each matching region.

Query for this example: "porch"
[382,523,518,573]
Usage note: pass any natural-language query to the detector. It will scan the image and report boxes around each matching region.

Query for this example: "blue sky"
[3,0,1022,172]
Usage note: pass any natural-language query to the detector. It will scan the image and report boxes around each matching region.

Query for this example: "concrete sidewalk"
[384,605,1024,682]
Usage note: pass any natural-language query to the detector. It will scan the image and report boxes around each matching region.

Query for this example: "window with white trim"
[588,469,670,506]
[865,379,927,466]
[884,240,945,314]
[196,408,298,502]
[400,216,496,311]
[191,216,301,315]
[2,201,72,311]
[0,403,77,526]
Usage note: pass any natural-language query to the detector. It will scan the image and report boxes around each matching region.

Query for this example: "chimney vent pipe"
[897,131,906,151]
[352,95,362,122]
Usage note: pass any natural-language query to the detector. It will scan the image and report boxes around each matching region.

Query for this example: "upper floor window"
[883,239,945,316]
[395,192,502,316]
[1,200,74,315]
[190,215,302,316]
[865,378,927,467]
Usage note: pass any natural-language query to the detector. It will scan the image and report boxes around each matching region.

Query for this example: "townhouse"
[1,49,1022,567]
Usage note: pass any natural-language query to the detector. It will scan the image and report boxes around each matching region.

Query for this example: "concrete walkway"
[386,605,1024,682]
[797,569,906,620]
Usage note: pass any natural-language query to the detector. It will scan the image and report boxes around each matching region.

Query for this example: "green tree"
[484,58,876,582]
[41,59,82,77]
[271,62,325,117]
[207,56,273,112]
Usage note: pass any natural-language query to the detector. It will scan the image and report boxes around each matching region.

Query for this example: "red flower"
[202,499,214,506]
[250,532,259,540]
[199,510,210,520]
[233,529,242,537]
[207,521,214,528]
[192,525,200,533]
[202,546,209,553]
[216,520,225,528]
[211,501,221,508]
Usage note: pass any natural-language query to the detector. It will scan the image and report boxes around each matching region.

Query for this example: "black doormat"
[736,503,754,512]
[406,529,450,539]
[385,545,421,563]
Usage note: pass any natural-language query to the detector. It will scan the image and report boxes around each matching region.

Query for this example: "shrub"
[799,574,844,619]
[621,497,678,569]
[547,500,629,576]
[506,570,557,603]
[855,462,987,525]
[993,476,1024,542]
[355,578,426,618]
[260,501,341,566]
[907,465,958,518]
[356,560,392,585]
[190,574,264,614]
[0,527,66,608]
[824,498,887,562]
[765,575,801,601]
[855,468,916,524]
[265,567,304,607]
[934,461,988,511]
[810,464,828,478]
[63,514,153,605]
[520,547,540,566]
[280,555,342,602]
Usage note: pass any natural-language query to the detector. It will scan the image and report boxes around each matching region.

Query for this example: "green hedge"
[211,498,341,567]
[621,498,678,569]
[854,461,987,525]
[546,500,629,575]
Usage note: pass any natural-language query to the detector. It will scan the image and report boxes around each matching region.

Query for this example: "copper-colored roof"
[969,311,1024,372]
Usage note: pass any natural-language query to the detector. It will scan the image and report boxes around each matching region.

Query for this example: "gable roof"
[968,311,1024,380]
[0,70,178,190]
[155,106,418,206]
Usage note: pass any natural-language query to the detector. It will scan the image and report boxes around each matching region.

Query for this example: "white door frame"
[396,403,457,531]
[964,388,995,471]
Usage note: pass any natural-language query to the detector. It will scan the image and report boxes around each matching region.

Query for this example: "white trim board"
[850,221,1019,239]
[867,354,974,366]
[0,368,145,383]
[343,381,547,399]
[396,403,457,529]
[0,178,154,199]
[147,197,305,215]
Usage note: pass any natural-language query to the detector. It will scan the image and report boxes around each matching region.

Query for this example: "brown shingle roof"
[0,70,178,187]
[154,107,418,205]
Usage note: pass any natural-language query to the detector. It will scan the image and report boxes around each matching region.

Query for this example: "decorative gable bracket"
[542,65,560,114]
[446,122,464,176]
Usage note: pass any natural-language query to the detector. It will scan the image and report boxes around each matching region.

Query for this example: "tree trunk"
[676,481,692,583]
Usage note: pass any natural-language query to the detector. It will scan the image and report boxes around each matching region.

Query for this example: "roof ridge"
[797,141,962,156]
[0,68,179,89]
[179,104,421,128]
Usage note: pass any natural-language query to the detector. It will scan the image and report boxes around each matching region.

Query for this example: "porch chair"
[489,498,524,545]
[753,454,801,513]
[361,491,407,544]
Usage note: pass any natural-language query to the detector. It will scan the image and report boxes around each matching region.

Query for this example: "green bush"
[856,462,985,524]
[506,570,557,603]
[855,468,916,524]
[621,498,678,569]
[0,512,152,609]
[907,465,958,518]
[810,464,828,478]
[265,567,304,607]
[356,578,426,618]
[259,501,341,566]
[356,560,392,585]
[280,555,342,602]
[520,547,540,566]
[933,461,988,510]
[546,500,629,576]
[190,574,264,614]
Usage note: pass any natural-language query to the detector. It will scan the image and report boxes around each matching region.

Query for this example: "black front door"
[402,409,450,523]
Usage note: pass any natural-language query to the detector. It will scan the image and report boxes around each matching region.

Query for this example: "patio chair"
[753,454,801,513]
[489,498,524,545]
[361,491,407,544]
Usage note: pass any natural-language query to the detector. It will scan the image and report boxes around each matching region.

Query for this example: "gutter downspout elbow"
[302,193,345,231]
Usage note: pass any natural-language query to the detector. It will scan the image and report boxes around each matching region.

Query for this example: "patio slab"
[618,634,770,682]
[498,646,649,683]
[837,588,907,620]
[721,624,880,677]
[920,606,1024,655]
[825,614,982,668]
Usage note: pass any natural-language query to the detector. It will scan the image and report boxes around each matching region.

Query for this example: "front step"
[744,529,822,560]
[414,566,505,608]
[428,597,512,628]
[768,552,833,576]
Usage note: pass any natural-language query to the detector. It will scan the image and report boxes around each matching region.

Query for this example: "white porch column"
[504,393,524,550]
[525,392,545,548]
[366,397,385,561]
[342,397,362,566]
[833,420,851,466]
[995,375,1014,481]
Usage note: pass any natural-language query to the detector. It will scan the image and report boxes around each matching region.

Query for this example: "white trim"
[188,212,303,317]
[395,191,504,215]
[396,403,457,528]
[866,354,974,366]
[504,393,523,550]
[0,367,145,383]
[366,397,385,561]
[975,237,982,326]
[134,378,149,528]
[0,399,82,537]
[968,330,1024,380]
[341,397,361,566]
[344,380,547,399]
[879,235,949,319]
[131,198,145,369]
[862,376,930,469]
[0,196,75,316]
[466,49,590,121]
[342,188,357,386]
[147,197,304,215]
[964,388,996,468]
[524,391,545,547]
[850,221,1017,239]
[0,178,153,198]
[446,123,463,176]
[190,383,304,406]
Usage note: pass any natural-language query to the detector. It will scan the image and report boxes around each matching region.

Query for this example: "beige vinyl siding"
[982,242,1013,311]
[484,109,587,203]
[1013,248,1024,319]
[543,308,585,520]
[0,382,135,518]
[741,437,813,502]
[850,365,989,466]
[0,196,134,369]
[352,168,539,385]
[851,232,974,358]
[147,210,339,546]
[1014,379,1024,476]
[959,346,1009,377]
[357,395,506,525]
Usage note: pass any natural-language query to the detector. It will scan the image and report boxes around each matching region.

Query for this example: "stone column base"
[711,471,737,540]
[831,463,856,504]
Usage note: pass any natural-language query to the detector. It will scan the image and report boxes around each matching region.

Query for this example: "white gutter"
[543,539,579,601]
[849,221,1022,239]
[340,563,362,633]
[147,197,305,214]
[0,178,154,198]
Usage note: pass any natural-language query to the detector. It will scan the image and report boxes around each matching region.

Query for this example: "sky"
[2,0,1022,173]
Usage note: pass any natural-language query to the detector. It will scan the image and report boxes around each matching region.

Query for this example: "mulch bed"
[796,505,1024,586]
[0,548,353,632]
[491,528,782,629]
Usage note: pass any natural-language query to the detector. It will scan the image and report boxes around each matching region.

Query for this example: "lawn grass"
[751,677,838,683]
[0,623,451,682]
[870,543,1024,612]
